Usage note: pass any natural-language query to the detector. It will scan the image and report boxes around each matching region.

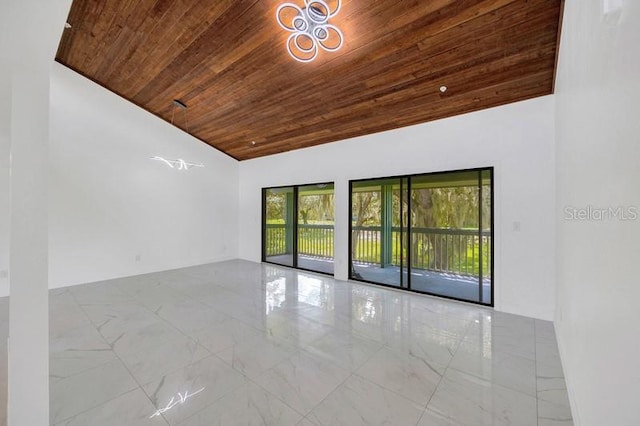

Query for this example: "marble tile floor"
[0,297,8,426]
[46,259,572,425]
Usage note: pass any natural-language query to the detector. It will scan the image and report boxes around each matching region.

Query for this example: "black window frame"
[348,167,495,307]
[262,181,336,277]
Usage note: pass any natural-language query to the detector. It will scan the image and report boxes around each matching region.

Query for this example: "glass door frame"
[262,181,335,277]
[348,167,494,307]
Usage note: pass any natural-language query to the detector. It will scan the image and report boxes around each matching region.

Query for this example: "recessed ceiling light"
[250,141,257,146]
[440,86,448,93]
[64,22,72,29]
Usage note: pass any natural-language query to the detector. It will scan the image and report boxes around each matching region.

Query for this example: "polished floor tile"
[50,360,138,424]
[301,328,382,372]
[186,316,264,355]
[449,345,537,396]
[49,290,91,334]
[254,351,350,415]
[538,398,574,426]
[356,346,444,405]
[69,281,134,306]
[110,320,211,386]
[177,380,302,426]
[417,409,459,426]
[152,298,229,336]
[218,335,297,380]
[142,355,246,425]
[81,302,159,342]
[382,325,461,368]
[0,297,8,426]
[260,314,332,348]
[45,260,573,425]
[427,368,538,426]
[49,323,118,383]
[307,374,424,426]
[55,389,169,426]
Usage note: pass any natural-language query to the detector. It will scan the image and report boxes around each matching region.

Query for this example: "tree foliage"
[299,194,334,224]
[266,192,286,222]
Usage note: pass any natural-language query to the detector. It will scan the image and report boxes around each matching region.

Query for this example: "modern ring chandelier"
[276,0,343,62]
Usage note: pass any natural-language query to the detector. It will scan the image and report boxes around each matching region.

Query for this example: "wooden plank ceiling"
[56,0,563,161]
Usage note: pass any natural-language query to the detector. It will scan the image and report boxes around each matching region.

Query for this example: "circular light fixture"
[276,0,343,63]
[440,86,448,93]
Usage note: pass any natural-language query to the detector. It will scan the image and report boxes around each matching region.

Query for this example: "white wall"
[0,47,9,298]
[48,63,239,288]
[3,0,73,423]
[554,1,640,425]
[239,96,557,320]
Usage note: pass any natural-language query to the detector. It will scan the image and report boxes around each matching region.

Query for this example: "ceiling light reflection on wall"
[151,156,204,171]
[276,0,343,62]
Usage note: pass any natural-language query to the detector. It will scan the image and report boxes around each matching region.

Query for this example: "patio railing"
[266,224,490,278]
[352,226,491,278]
[265,224,334,259]
[265,224,288,256]
[298,224,334,259]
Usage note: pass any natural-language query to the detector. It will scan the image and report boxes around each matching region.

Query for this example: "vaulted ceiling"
[56,0,563,160]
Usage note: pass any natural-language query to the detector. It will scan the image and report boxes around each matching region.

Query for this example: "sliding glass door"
[297,183,335,275]
[350,178,408,288]
[349,168,493,306]
[264,186,295,267]
[409,170,492,304]
[263,183,335,275]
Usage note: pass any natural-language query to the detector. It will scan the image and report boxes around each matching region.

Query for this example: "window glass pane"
[264,187,295,267]
[409,170,491,303]
[297,183,335,274]
[350,178,405,288]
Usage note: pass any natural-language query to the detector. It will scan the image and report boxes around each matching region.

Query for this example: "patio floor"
[266,255,491,304]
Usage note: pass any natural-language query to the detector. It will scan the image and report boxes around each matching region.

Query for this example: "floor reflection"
[0,297,7,426]
[46,260,571,426]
